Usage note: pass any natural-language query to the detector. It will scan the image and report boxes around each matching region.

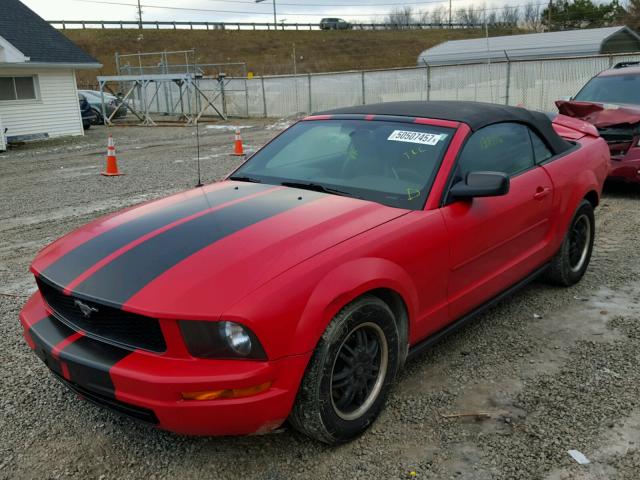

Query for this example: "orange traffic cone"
[102,134,122,176]
[232,127,245,156]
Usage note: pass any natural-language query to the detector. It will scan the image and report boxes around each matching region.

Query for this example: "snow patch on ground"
[205,125,252,131]
[266,119,293,130]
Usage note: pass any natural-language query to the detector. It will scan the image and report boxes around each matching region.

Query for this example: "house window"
[0,76,37,101]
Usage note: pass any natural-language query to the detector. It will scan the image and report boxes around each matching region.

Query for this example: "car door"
[441,122,555,319]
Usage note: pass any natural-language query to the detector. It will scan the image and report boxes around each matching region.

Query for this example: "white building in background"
[0,0,101,142]
[418,26,640,66]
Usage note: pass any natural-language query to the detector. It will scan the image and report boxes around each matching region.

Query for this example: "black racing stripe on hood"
[29,316,131,399]
[72,188,326,307]
[42,183,270,288]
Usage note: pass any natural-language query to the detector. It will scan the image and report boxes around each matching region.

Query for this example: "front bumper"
[19,292,310,436]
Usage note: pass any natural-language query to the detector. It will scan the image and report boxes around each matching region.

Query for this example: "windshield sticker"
[406,188,421,200]
[402,145,428,160]
[480,135,504,150]
[388,130,447,146]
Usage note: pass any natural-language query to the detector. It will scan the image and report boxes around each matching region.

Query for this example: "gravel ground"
[1,122,639,479]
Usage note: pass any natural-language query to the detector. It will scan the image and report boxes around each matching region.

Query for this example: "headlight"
[222,321,252,355]
[179,320,266,360]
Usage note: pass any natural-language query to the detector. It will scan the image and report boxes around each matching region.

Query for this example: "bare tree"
[430,6,447,25]
[522,2,543,30]
[455,6,482,26]
[486,11,498,26]
[386,6,416,28]
[500,5,521,25]
[629,0,640,30]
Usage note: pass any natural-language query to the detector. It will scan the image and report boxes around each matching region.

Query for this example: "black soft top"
[319,101,572,155]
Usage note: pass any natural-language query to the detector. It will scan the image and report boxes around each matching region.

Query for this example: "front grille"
[54,372,159,424]
[37,277,167,353]
[599,126,639,159]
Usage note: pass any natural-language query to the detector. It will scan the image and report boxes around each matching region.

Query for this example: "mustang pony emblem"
[74,299,98,318]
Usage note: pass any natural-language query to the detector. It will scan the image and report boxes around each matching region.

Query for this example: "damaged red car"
[20,101,609,444]
[557,61,640,183]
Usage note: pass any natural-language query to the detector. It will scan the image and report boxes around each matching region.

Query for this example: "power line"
[68,0,631,21]
[68,0,525,16]
[163,0,464,6]
[69,0,458,16]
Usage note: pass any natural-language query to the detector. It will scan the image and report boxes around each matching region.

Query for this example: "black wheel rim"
[568,214,591,272]
[330,322,388,421]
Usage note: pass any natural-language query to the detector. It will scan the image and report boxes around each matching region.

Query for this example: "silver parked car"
[78,90,128,124]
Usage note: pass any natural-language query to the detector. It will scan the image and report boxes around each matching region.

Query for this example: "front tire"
[544,199,595,286]
[91,108,103,125]
[289,295,400,444]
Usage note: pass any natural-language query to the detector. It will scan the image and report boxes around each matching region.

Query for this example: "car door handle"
[533,187,552,200]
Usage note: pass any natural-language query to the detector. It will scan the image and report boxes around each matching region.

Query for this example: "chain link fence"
[131,52,640,119]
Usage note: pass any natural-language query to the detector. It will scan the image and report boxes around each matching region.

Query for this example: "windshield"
[574,74,640,105]
[82,91,116,100]
[231,119,454,210]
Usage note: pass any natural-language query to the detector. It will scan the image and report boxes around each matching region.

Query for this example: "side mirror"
[449,171,510,200]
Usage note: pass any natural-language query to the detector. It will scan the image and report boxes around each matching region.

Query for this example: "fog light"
[182,381,271,401]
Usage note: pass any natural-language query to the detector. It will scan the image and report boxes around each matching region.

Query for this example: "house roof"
[418,26,640,66]
[0,0,99,66]
[318,100,572,155]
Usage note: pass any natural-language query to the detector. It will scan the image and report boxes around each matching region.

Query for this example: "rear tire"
[289,295,400,444]
[544,200,595,286]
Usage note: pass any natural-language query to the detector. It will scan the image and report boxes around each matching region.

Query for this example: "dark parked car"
[78,93,96,130]
[320,18,352,30]
[79,90,128,124]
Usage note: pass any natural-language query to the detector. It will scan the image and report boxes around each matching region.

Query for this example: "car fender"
[543,139,606,249]
[293,256,418,355]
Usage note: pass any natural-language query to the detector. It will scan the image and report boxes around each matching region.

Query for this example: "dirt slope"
[64,27,519,86]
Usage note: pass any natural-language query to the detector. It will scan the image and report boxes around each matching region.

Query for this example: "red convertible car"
[20,101,609,444]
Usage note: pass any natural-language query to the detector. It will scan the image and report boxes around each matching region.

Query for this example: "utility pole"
[137,0,143,29]
[547,0,552,31]
[255,0,277,28]
[449,0,452,28]
[272,0,277,27]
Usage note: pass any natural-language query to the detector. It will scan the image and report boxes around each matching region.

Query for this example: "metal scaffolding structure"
[91,50,249,125]
[96,73,227,126]
[115,50,248,78]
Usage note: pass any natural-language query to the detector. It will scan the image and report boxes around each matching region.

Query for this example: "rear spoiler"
[551,113,599,140]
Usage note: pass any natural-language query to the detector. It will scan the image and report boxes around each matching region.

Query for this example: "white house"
[0,0,101,142]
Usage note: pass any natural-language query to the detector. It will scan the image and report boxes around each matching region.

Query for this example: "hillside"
[64,27,520,86]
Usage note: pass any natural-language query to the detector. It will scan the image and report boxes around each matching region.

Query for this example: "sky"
[21,0,494,24]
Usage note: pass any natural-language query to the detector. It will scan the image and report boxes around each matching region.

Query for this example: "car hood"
[32,181,409,319]
[556,100,640,128]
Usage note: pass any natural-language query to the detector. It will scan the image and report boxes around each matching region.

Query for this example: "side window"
[530,130,553,164]
[457,123,534,178]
